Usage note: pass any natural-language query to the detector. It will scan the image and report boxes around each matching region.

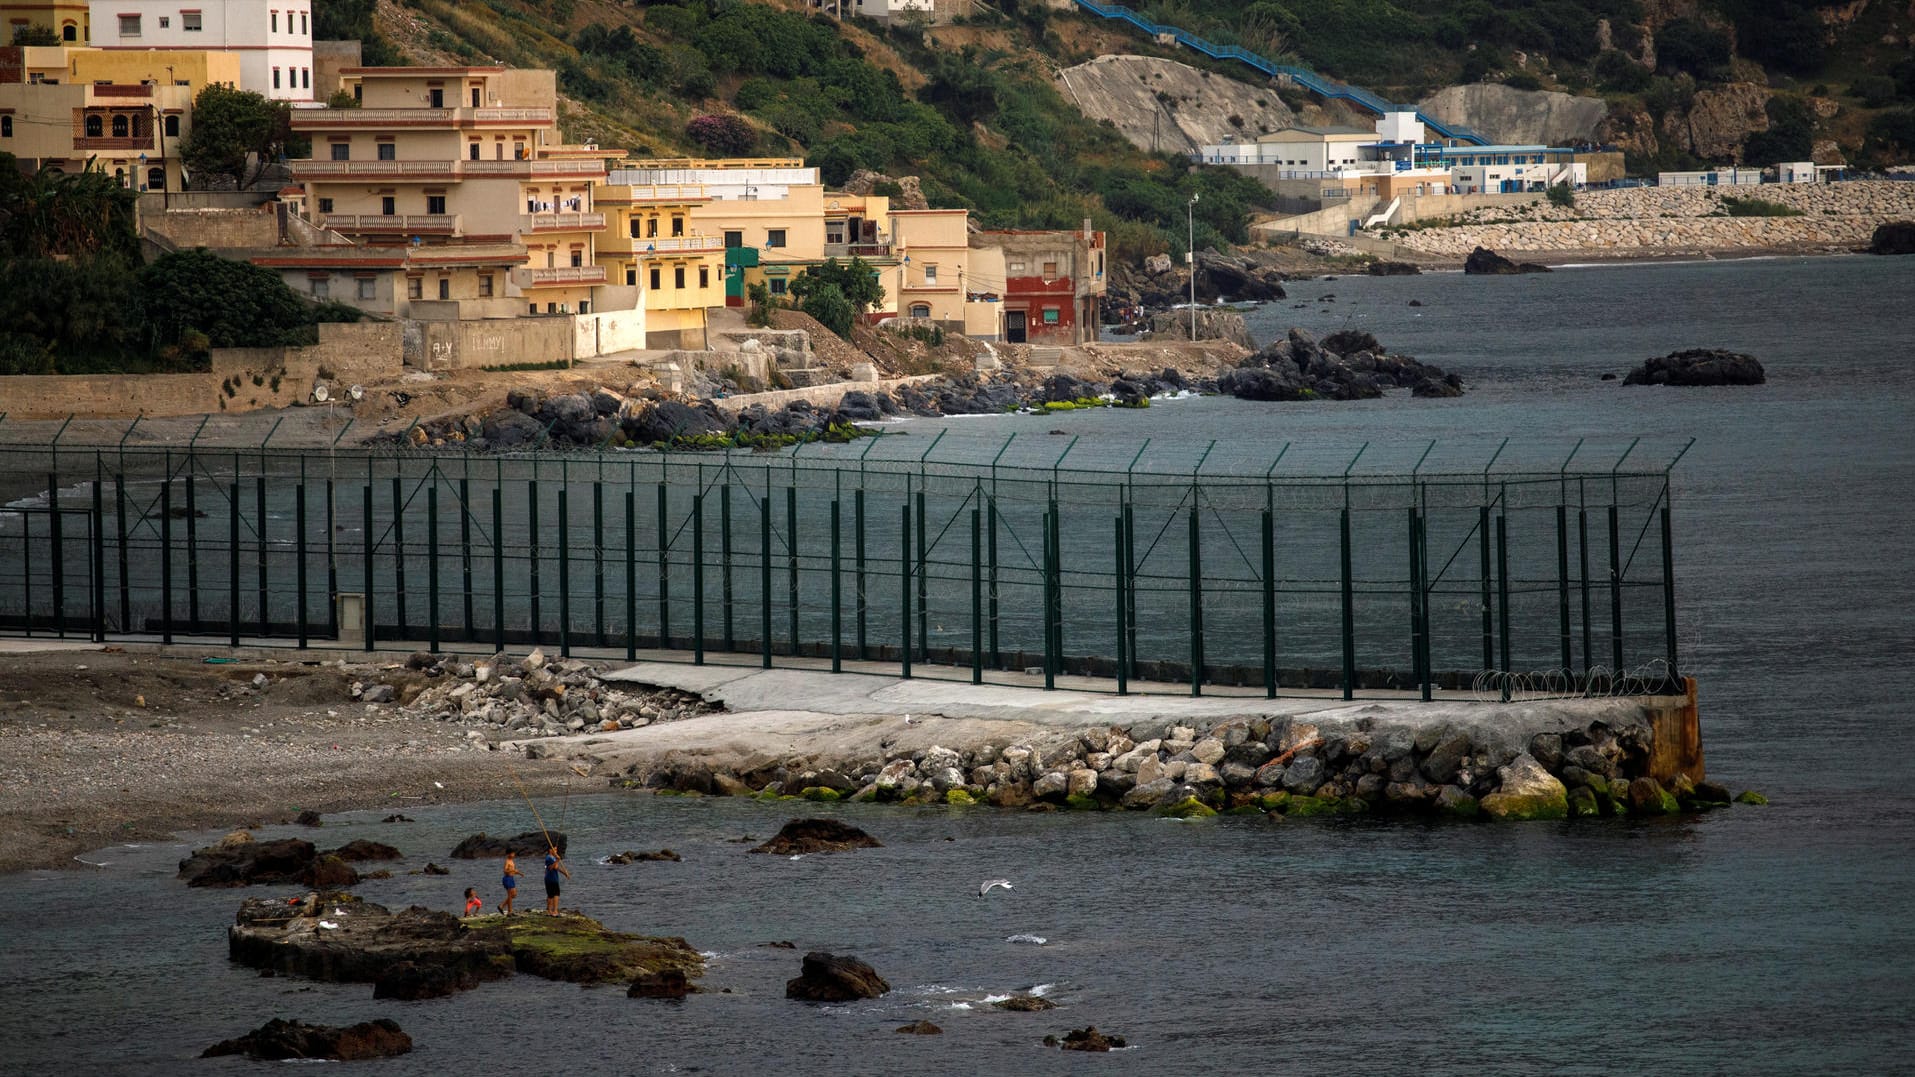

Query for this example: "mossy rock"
[1735,790,1769,806]
[1567,786,1600,818]
[1157,797,1217,819]
[850,788,878,803]
[1224,805,1264,816]
[944,789,977,807]
[752,790,783,802]
[1063,793,1102,812]
[1335,796,1368,815]
[652,788,696,798]
[1283,795,1335,818]
[495,913,704,986]
[799,786,841,802]
[1257,791,1290,813]
[1480,791,1569,821]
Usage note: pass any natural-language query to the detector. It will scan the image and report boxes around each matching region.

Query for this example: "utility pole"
[1186,193,1199,340]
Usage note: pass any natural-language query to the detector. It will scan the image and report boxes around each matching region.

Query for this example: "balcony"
[89,84,154,99]
[823,242,893,259]
[523,211,605,234]
[630,236,724,255]
[72,135,157,151]
[608,183,709,204]
[321,214,461,236]
[291,106,555,130]
[291,159,457,179]
[513,264,607,288]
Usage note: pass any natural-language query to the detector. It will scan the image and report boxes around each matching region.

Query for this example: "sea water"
[3,255,1913,1074]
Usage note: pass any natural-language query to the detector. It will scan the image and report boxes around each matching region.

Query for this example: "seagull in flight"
[978,879,1014,897]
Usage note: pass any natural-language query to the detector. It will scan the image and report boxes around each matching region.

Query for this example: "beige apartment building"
[593,179,723,349]
[1,0,89,43]
[288,65,620,316]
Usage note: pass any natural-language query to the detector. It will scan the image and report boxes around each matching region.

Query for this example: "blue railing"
[1070,0,1490,146]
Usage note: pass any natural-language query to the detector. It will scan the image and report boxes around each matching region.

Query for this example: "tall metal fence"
[0,430,1689,699]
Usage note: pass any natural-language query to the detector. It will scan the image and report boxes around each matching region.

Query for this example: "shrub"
[1545,184,1576,209]
[1851,75,1899,110]
[800,281,854,339]
[1720,196,1803,218]
[684,113,756,156]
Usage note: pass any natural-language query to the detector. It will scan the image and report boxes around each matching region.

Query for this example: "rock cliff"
[1417,84,1608,146]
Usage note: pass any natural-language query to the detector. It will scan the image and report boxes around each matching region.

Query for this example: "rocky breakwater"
[382,387,875,452]
[626,704,1739,822]
[1218,328,1463,402]
[365,648,714,746]
[228,891,704,998]
[1384,181,1915,257]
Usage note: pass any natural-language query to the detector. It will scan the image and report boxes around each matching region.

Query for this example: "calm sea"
[3,255,1912,1074]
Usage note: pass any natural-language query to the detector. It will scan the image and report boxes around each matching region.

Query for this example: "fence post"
[527,478,540,645]
[47,471,64,637]
[558,487,571,657]
[1339,506,1354,700]
[326,479,338,640]
[1578,502,1592,675]
[901,502,912,679]
[362,483,374,651]
[259,475,271,638]
[1262,507,1276,699]
[1122,501,1137,680]
[624,488,636,659]
[1406,506,1421,698]
[721,483,734,651]
[1114,513,1127,695]
[1417,508,1432,701]
[1187,502,1203,696]
[831,498,842,673]
[693,492,706,665]
[460,475,473,642]
[760,494,772,669]
[1557,504,1571,673]
[387,474,404,639]
[115,475,129,633]
[297,483,310,649]
[229,481,242,647]
[1608,504,1623,673]
[183,472,198,633]
[973,507,984,686]
[493,488,506,652]
[787,484,800,658]
[987,496,1000,670]
[593,480,606,650]
[1661,498,1678,687]
[854,486,867,660]
[159,474,173,644]
[1497,510,1512,703]
[1040,508,1055,690]
[915,488,927,660]
[1478,504,1492,673]
[656,482,669,648]
[91,464,106,643]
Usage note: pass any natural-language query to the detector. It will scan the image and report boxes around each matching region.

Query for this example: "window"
[471,87,480,107]
[579,300,589,314]
[273,68,281,90]
[1007,260,1025,273]
[698,266,708,288]
[1042,307,1060,324]
[270,11,277,31]
[670,216,683,237]
[1042,261,1058,277]
[164,115,179,137]
[673,266,685,289]
[428,88,444,107]
[766,229,786,248]
[158,16,169,28]
[468,142,479,160]
[85,115,103,138]
[111,114,131,138]
[437,278,449,300]
[376,143,395,160]
[353,85,361,102]
[301,12,307,33]
[513,142,525,159]
[356,277,375,300]
[826,227,844,244]
[62,23,76,40]
[649,267,660,290]
[626,268,636,286]
[768,278,786,295]
[646,217,657,238]
[924,264,937,285]
[628,218,641,239]
[546,302,557,314]
[317,197,333,214]
[4,116,16,137]
[569,250,582,267]
[910,303,930,318]
[380,196,395,215]
[147,167,165,189]
[303,69,310,89]
[478,274,492,297]
[426,195,445,214]
[310,277,329,298]
[407,277,423,299]
[117,14,139,36]
[723,230,742,249]
[528,303,537,315]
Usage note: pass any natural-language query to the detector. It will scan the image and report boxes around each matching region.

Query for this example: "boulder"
[605,849,680,864]
[1121,777,1177,810]
[1480,753,1569,821]
[625,400,730,446]
[374,960,482,1001]
[500,913,705,985]
[294,810,325,827]
[1627,777,1682,815]
[897,1020,943,1034]
[304,854,360,889]
[785,951,890,1001]
[1623,349,1766,387]
[326,840,402,862]
[1421,733,1472,785]
[1868,220,1915,256]
[994,995,1056,1011]
[628,969,696,999]
[178,837,323,888]
[201,1018,411,1061]
[1464,246,1551,274]
[448,831,566,859]
[1055,1026,1127,1052]
[1281,755,1325,794]
[749,818,882,855]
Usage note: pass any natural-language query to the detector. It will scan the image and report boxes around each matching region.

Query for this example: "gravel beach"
[0,644,575,873]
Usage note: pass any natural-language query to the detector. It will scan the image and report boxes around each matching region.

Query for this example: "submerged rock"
[1051,1025,1127,1051]
[897,1019,943,1034]
[1622,349,1765,387]
[995,995,1057,1011]
[177,838,359,889]
[785,951,890,1001]
[201,1018,411,1061]
[749,818,882,855]
[629,968,696,999]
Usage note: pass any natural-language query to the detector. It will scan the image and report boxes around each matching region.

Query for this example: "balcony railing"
[524,211,605,233]
[291,159,457,178]
[72,135,156,151]
[513,264,607,287]
[89,84,153,99]
[291,106,555,129]
[606,183,708,203]
[321,213,460,235]
[630,236,724,254]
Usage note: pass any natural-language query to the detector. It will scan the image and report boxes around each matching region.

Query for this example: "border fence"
[0,427,1689,700]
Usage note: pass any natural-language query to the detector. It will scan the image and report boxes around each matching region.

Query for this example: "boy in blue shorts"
[498,851,521,914]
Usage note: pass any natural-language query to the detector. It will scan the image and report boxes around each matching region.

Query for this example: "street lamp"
[1186,192,1199,340]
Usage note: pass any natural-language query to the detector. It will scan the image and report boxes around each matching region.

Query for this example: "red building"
[972,226,1107,345]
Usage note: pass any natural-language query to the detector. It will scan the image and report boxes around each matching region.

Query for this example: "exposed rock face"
[605,849,680,864]
[374,960,484,1001]
[1869,221,1915,255]
[1054,1025,1128,1052]
[785,951,890,1001]
[449,831,566,859]
[326,840,402,862]
[994,995,1057,1011]
[838,169,928,210]
[628,968,696,999]
[1480,754,1570,820]
[1417,83,1608,145]
[228,896,514,989]
[1221,327,1463,402]
[897,1019,943,1034]
[201,1018,411,1061]
[749,818,882,855]
[1109,251,1287,312]
[1623,349,1766,387]
[1056,54,1296,156]
[1145,309,1254,350]
[1464,246,1552,275]
[1366,260,1422,276]
[177,838,361,889]
[1671,82,1770,160]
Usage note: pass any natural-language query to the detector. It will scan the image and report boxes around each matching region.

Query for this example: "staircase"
[1069,0,1490,146]
[1362,196,1403,229]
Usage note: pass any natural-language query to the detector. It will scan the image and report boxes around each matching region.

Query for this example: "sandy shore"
[0,644,575,874]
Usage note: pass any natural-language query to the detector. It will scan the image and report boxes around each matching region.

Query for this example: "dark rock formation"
[1051,1026,1127,1052]
[606,849,680,864]
[1868,220,1915,255]
[1144,308,1255,349]
[897,1020,943,1034]
[201,1018,411,1061]
[1366,260,1422,275]
[1106,251,1286,311]
[628,968,696,999]
[785,951,890,1001]
[294,810,324,827]
[1464,246,1552,274]
[1622,349,1766,387]
[177,837,360,889]
[326,840,402,862]
[228,896,514,990]
[749,818,882,856]
[994,995,1057,1011]
[1222,327,1463,402]
[449,831,566,859]
[374,960,484,1001]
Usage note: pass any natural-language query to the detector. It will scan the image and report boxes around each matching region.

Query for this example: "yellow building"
[593,180,723,349]
[288,65,623,316]
[2,0,89,43]
[888,208,971,325]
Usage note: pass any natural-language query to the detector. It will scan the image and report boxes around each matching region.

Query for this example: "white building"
[1777,161,1820,184]
[1657,168,1762,188]
[1442,146,1585,193]
[86,0,313,101]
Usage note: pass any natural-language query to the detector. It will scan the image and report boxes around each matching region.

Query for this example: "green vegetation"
[480,359,571,372]
[789,256,885,338]
[1545,183,1576,209]
[180,85,309,189]
[1719,195,1804,218]
[645,420,874,452]
[10,24,60,45]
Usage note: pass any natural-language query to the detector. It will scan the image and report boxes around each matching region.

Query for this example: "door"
[1006,310,1027,343]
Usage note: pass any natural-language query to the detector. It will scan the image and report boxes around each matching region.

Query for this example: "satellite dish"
[348,385,365,402]
[311,384,330,403]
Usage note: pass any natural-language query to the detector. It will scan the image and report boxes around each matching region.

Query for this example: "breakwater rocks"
[1219,328,1463,401]
[1464,246,1552,274]
[1870,220,1915,255]
[1624,349,1766,387]
[1383,181,1915,257]
[371,648,713,741]
[627,711,1733,822]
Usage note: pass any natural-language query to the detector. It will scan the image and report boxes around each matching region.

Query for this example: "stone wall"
[143,207,281,250]
[1381,180,1915,256]
[411,317,573,371]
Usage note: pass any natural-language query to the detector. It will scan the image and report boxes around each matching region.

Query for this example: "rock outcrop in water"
[177,834,360,889]
[201,1018,412,1061]
[448,831,567,859]
[785,951,890,1001]
[1464,246,1552,275]
[1219,328,1463,401]
[749,818,882,856]
[1869,221,1915,255]
[1623,349,1766,387]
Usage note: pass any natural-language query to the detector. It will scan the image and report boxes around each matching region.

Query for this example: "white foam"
[1005,933,1048,945]
[979,993,1011,1004]
[1030,982,1056,997]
